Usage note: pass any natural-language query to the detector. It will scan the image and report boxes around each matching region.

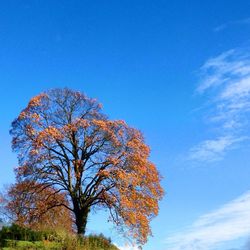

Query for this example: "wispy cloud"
[197,49,250,93]
[189,48,250,162]
[214,17,250,32]
[188,136,246,162]
[165,191,250,250]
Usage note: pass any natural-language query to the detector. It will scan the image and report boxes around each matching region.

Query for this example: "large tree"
[10,88,163,244]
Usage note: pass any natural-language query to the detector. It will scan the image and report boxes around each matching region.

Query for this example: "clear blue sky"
[1,1,250,249]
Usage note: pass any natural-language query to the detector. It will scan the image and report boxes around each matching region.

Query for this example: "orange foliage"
[5,181,73,232]
[10,88,163,244]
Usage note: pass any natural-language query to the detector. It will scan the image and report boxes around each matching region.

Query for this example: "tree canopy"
[10,88,163,244]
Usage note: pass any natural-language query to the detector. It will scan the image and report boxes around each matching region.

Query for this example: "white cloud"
[189,48,250,162]
[165,191,250,250]
[114,243,141,250]
[221,76,250,100]
[197,49,250,93]
[188,136,247,162]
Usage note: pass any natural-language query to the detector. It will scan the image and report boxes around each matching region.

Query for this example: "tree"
[3,181,73,232]
[10,88,163,244]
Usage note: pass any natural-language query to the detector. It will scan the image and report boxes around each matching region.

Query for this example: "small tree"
[3,181,73,232]
[10,88,163,244]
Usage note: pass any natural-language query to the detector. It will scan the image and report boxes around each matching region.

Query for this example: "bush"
[0,224,43,246]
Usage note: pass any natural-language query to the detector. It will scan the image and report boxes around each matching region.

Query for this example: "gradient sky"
[1,1,250,250]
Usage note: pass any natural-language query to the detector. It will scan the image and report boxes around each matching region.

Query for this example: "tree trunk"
[75,207,90,235]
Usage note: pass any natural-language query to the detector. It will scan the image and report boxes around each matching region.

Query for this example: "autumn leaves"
[8,88,163,245]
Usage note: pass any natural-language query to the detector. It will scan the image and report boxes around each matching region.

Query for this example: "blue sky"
[0,1,250,249]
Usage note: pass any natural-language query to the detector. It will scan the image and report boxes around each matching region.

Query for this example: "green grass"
[2,239,62,249]
[1,236,119,250]
[0,224,119,250]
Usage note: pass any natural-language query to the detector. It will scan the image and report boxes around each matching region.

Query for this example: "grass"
[1,235,120,250]
[0,224,119,250]
[2,239,61,249]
